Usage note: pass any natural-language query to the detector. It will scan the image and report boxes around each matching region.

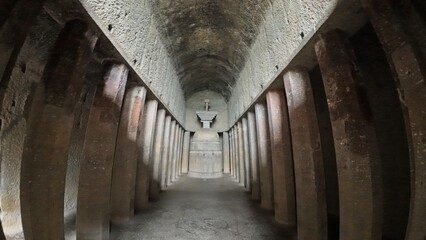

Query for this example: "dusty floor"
[111,175,294,240]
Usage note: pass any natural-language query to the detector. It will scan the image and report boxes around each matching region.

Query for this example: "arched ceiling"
[152,0,270,101]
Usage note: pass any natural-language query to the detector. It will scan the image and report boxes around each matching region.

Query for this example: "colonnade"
[225,1,426,239]
[0,0,425,240]
[0,3,190,239]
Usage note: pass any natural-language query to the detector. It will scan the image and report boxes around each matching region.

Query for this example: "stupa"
[188,99,223,178]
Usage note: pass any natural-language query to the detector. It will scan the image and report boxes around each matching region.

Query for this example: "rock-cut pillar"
[254,103,274,210]
[76,62,128,239]
[222,132,230,173]
[247,112,260,200]
[135,100,158,210]
[361,1,426,239]
[150,109,166,200]
[230,128,235,178]
[242,118,251,190]
[181,131,191,174]
[176,127,183,178]
[110,85,147,223]
[233,126,240,181]
[19,20,97,240]
[266,90,296,225]
[171,124,180,182]
[160,116,172,190]
[284,70,328,239]
[237,122,245,186]
[315,30,382,240]
[167,121,177,186]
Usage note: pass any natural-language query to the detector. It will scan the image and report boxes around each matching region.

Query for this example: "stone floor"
[111,175,295,240]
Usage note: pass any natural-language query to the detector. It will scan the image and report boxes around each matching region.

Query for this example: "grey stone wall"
[228,0,339,125]
[78,0,186,122]
[78,0,339,127]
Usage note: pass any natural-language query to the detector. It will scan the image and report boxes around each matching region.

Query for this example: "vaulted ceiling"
[152,0,270,100]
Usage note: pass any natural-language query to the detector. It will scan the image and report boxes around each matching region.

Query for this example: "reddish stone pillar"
[284,70,328,239]
[181,131,191,174]
[222,132,230,173]
[63,66,100,238]
[1,11,70,238]
[234,125,240,181]
[110,85,147,222]
[160,116,172,190]
[266,90,296,225]
[175,127,181,178]
[173,127,179,180]
[181,129,186,173]
[171,124,179,182]
[167,121,177,186]
[233,126,240,181]
[76,62,128,239]
[150,109,166,200]
[178,127,183,176]
[255,103,274,210]
[247,112,260,200]
[135,100,158,210]
[19,20,96,240]
[315,30,382,240]
[237,122,245,186]
[176,127,183,177]
[229,128,235,177]
[361,1,426,239]
[231,129,236,177]
[242,118,251,190]
[177,127,183,178]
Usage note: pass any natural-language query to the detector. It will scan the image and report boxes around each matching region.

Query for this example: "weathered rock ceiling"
[152,0,270,100]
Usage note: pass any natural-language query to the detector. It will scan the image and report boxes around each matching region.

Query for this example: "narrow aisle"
[111,176,294,240]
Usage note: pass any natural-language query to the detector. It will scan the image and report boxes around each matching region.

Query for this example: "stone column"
[237,122,245,186]
[64,65,99,233]
[167,121,177,186]
[176,127,183,177]
[110,85,147,222]
[18,20,96,240]
[230,128,235,177]
[178,128,184,176]
[150,109,166,200]
[266,90,296,225]
[255,103,274,210]
[174,127,180,179]
[247,112,260,200]
[171,124,180,182]
[233,126,240,181]
[182,131,191,174]
[222,132,230,173]
[160,116,172,190]
[242,118,251,190]
[135,100,158,210]
[177,127,183,177]
[284,70,328,239]
[175,127,181,178]
[361,1,426,239]
[181,129,186,174]
[76,63,128,239]
[315,30,382,240]
[232,129,236,177]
